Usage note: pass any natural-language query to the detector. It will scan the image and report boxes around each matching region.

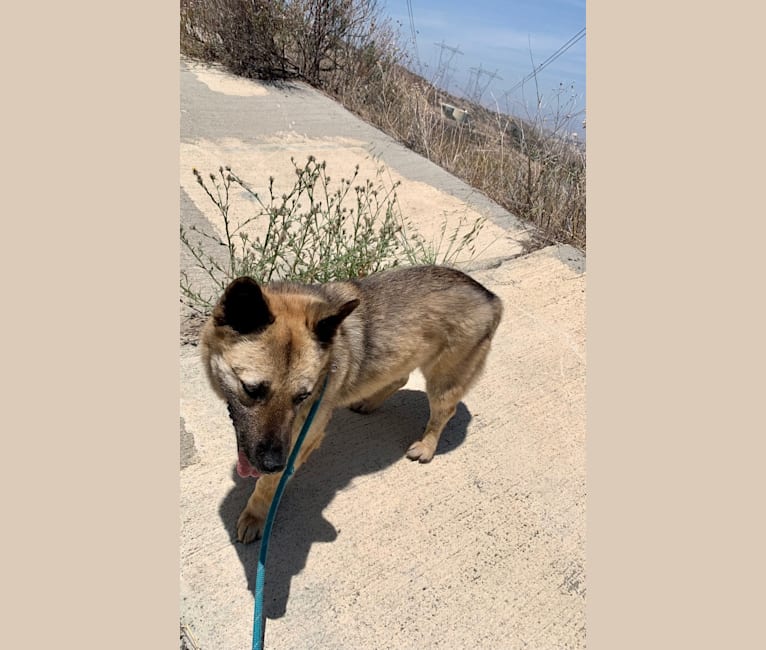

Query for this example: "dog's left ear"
[214,277,275,335]
[315,299,360,344]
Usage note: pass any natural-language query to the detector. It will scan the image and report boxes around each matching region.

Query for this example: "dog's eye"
[242,381,269,401]
[292,391,311,405]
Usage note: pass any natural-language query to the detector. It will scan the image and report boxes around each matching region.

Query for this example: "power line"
[505,28,585,98]
[406,0,420,67]
[505,28,585,97]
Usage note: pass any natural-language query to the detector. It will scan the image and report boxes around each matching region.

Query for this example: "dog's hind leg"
[407,336,493,463]
[348,375,409,414]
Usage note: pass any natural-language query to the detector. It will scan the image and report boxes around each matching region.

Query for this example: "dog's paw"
[237,508,265,544]
[406,440,436,463]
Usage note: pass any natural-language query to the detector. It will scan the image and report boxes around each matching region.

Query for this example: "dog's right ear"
[314,298,360,345]
[213,277,275,335]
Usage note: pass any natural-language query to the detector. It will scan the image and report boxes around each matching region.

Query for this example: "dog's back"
[317,265,503,411]
[353,265,502,342]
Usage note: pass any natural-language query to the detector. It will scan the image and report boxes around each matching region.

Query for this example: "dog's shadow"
[218,389,471,619]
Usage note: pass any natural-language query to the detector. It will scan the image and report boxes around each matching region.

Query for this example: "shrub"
[180,157,485,313]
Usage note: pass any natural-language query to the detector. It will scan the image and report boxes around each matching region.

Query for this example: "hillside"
[180,0,585,249]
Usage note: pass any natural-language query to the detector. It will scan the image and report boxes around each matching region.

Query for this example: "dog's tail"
[486,291,503,340]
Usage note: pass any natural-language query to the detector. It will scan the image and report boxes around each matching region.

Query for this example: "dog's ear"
[315,299,360,344]
[213,277,275,334]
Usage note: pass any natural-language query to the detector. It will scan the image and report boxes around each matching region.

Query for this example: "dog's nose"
[255,440,286,473]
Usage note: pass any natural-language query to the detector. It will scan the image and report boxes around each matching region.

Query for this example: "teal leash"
[251,372,329,650]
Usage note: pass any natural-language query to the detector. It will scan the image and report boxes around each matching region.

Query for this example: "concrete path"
[180,55,585,649]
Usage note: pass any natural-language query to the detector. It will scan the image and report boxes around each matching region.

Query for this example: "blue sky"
[380,0,586,137]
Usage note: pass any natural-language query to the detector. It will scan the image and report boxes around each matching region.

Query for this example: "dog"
[200,265,502,543]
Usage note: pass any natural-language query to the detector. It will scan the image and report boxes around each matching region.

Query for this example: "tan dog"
[201,265,502,543]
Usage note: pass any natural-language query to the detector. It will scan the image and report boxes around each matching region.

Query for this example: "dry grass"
[180,0,585,249]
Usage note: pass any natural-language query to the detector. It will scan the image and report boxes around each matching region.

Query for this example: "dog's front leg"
[236,409,332,544]
[237,474,281,543]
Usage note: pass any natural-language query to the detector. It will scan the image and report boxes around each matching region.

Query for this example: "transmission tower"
[465,64,503,103]
[433,40,463,90]
[477,68,503,102]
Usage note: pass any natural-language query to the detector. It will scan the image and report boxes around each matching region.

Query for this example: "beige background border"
[589,1,764,648]
[3,0,764,647]
[3,1,179,647]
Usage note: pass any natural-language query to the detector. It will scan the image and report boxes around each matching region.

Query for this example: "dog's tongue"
[236,450,262,479]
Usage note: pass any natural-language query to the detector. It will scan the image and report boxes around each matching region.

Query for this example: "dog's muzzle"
[254,439,286,473]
